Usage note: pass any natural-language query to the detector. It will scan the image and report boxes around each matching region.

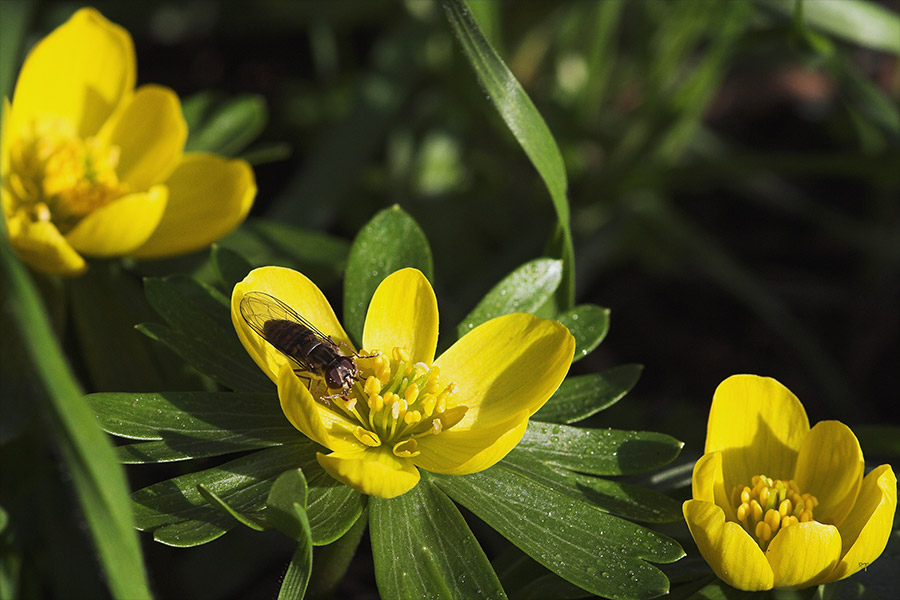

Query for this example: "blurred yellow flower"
[1,8,255,276]
[683,375,896,590]
[232,266,575,498]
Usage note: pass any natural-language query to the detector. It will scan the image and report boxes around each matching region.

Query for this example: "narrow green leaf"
[184,93,268,156]
[556,304,610,362]
[306,510,368,599]
[132,443,315,547]
[277,523,313,600]
[370,478,507,600]
[501,451,682,524]
[141,276,271,392]
[434,467,683,600]
[1,229,151,598]
[219,219,350,287]
[116,438,264,464]
[0,0,33,101]
[494,546,591,600]
[534,365,643,425]
[267,469,309,541]
[753,0,900,55]
[68,262,177,391]
[515,421,683,476]
[343,205,433,344]
[197,483,266,531]
[212,244,254,292]
[181,91,219,131]
[456,258,562,339]
[442,0,574,308]
[304,471,364,546]
[85,391,291,442]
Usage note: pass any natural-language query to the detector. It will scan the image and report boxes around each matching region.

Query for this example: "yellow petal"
[277,363,362,453]
[232,266,354,383]
[434,313,574,429]
[683,499,774,591]
[793,420,863,526]
[1,98,11,176]
[4,208,86,276]
[10,8,134,138]
[766,521,841,589]
[362,268,438,364]
[131,153,255,259]
[413,412,529,475]
[826,464,897,582]
[317,447,420,498]
[706,375,809,492]
[65,186,167,256]
[99,85,186,190]
[691,451,737,522]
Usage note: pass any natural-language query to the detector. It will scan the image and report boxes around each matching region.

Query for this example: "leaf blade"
[441,0,574,307]
[369,478,507,600]
[343,206,433,344]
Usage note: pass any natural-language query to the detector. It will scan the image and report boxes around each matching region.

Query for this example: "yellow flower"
[1,8,255,276]
[232,266,575,498]
[683,375,896,590]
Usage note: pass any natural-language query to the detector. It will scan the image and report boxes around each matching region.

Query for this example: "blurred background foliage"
[1,0,899,598]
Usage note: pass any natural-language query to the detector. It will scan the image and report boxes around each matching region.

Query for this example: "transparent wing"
[239,291,332,373]
[240,291,331,340]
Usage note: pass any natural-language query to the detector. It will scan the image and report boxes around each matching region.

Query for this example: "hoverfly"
[240,291,366,396]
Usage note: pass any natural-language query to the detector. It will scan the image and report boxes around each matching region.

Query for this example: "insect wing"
[240,291,332,337]
[239,292,336,373]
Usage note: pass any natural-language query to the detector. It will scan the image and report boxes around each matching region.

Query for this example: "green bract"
[83,206,684,599]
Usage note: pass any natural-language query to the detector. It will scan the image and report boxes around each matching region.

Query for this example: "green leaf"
[434,467,683,600]
[267,469,309,541]
[501,450,682,524]
[68,262,182,392]
[219,219,350,287]
[211,244,254,293]
[304,471,365,546]
[343,205,433,344]
[534,364,643,424]
[1,225,151,598]
[456,258,562,339]
[494,546,591,600]
[370,478,507,600]
[278,528,313,600]
[556,304,610,362]
[132,443,315,547]
[442,0,574,308]
[306,510,368,599]
[197,484,266,531]
[184,93,268,156]
[86,391,291,441]
[141,276,271,392]
[0,0,33,102]
[514,421,683,476]
[753,0,900,55]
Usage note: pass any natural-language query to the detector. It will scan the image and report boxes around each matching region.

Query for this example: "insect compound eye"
[325,365,344,389]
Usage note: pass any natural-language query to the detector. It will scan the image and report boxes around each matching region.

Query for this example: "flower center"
[732,474,819,550]
[319,346,466,459]
[4,119,128,233]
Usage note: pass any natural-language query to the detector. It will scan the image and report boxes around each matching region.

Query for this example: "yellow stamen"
[5,119,128,233]
[732,473,819,550]
[311,346,467,460]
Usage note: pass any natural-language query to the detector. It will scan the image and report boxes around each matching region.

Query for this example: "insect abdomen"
[262,320,330,369]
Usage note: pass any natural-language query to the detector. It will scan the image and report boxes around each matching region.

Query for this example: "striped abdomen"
[262,319,337,372]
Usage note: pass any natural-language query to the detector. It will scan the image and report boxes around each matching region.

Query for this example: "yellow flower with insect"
[683,375,896,590]
[232,266,575,498]
[1,8,255,276]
